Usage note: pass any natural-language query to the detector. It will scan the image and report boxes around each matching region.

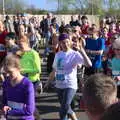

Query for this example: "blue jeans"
[44,32,51,57]
[56,88,77,120]
[45,31,51,45]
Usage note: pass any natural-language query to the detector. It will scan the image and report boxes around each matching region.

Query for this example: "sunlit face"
[110,23,116,31]
[19,25,25,36]
[103,28,108,34]
[102,28,108,37]
[5,67,20,81]
[0,21,4,32]
[100,21,105,28]
[72,36,79,50]
[18,41,27,50]
[59,39,71,52]
[82,19,88,25]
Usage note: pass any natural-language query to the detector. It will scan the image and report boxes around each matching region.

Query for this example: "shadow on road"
[42,119,60,120]
[37,105,59,114]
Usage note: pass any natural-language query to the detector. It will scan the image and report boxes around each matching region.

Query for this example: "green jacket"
[20,49,41,82]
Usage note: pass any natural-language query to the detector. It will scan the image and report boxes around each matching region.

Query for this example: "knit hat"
[59,33,69,41]
[5,32,16,40]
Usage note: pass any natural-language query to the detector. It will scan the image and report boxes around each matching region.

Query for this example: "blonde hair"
[4,54,21,70]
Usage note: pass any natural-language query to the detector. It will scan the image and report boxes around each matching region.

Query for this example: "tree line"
[0,0,120,17]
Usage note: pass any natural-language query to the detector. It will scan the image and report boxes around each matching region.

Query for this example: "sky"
[26,0,57,11]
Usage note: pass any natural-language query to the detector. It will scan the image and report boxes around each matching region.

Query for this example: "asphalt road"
[36,91,89,120]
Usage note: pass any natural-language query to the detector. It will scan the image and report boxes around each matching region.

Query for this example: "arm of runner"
[80,48,92,67]
[44,69,55,89]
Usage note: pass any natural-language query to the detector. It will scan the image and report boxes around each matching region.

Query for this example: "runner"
[2,54,35,120]
[45,33,92,120]
[17,36,41,91]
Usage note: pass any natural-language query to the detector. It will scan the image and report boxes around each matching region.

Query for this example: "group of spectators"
[0,12,120,120]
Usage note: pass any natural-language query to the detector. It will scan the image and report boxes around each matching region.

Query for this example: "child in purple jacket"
[2,54,35,120]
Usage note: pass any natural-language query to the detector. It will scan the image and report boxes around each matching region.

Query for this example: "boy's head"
[87,27,98,38]
[83,74,117,120]
[5,32,16,47]
[81,15,88,25]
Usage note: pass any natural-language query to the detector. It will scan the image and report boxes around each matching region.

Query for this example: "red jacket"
[0,30,7,56]
[81,24,89,35]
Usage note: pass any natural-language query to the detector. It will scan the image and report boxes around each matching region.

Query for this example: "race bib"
[56,58,65,81]
[8,101,24,110]
[56,74,65,81]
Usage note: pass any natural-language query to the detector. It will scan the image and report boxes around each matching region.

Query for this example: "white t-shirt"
[53,49,84,89]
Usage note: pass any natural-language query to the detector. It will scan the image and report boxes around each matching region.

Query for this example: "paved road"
[36,91,89,120]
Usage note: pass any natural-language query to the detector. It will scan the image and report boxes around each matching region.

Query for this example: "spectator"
[72,26,81,38]
[44,13,53,45]
[59,21,65,34]
[83,73,118,120]
[50,17,59,35]
[76,15,81,26]
[70,15,78,27]
[40,16,45,39]
[13,15,19,36]
[4,15,14,33]
[28,20,37,48]
[81,15,89,35]
[18,24,26,39]
[43,13,53,57]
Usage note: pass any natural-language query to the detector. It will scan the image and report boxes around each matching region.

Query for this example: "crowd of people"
[0,12,120,120]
